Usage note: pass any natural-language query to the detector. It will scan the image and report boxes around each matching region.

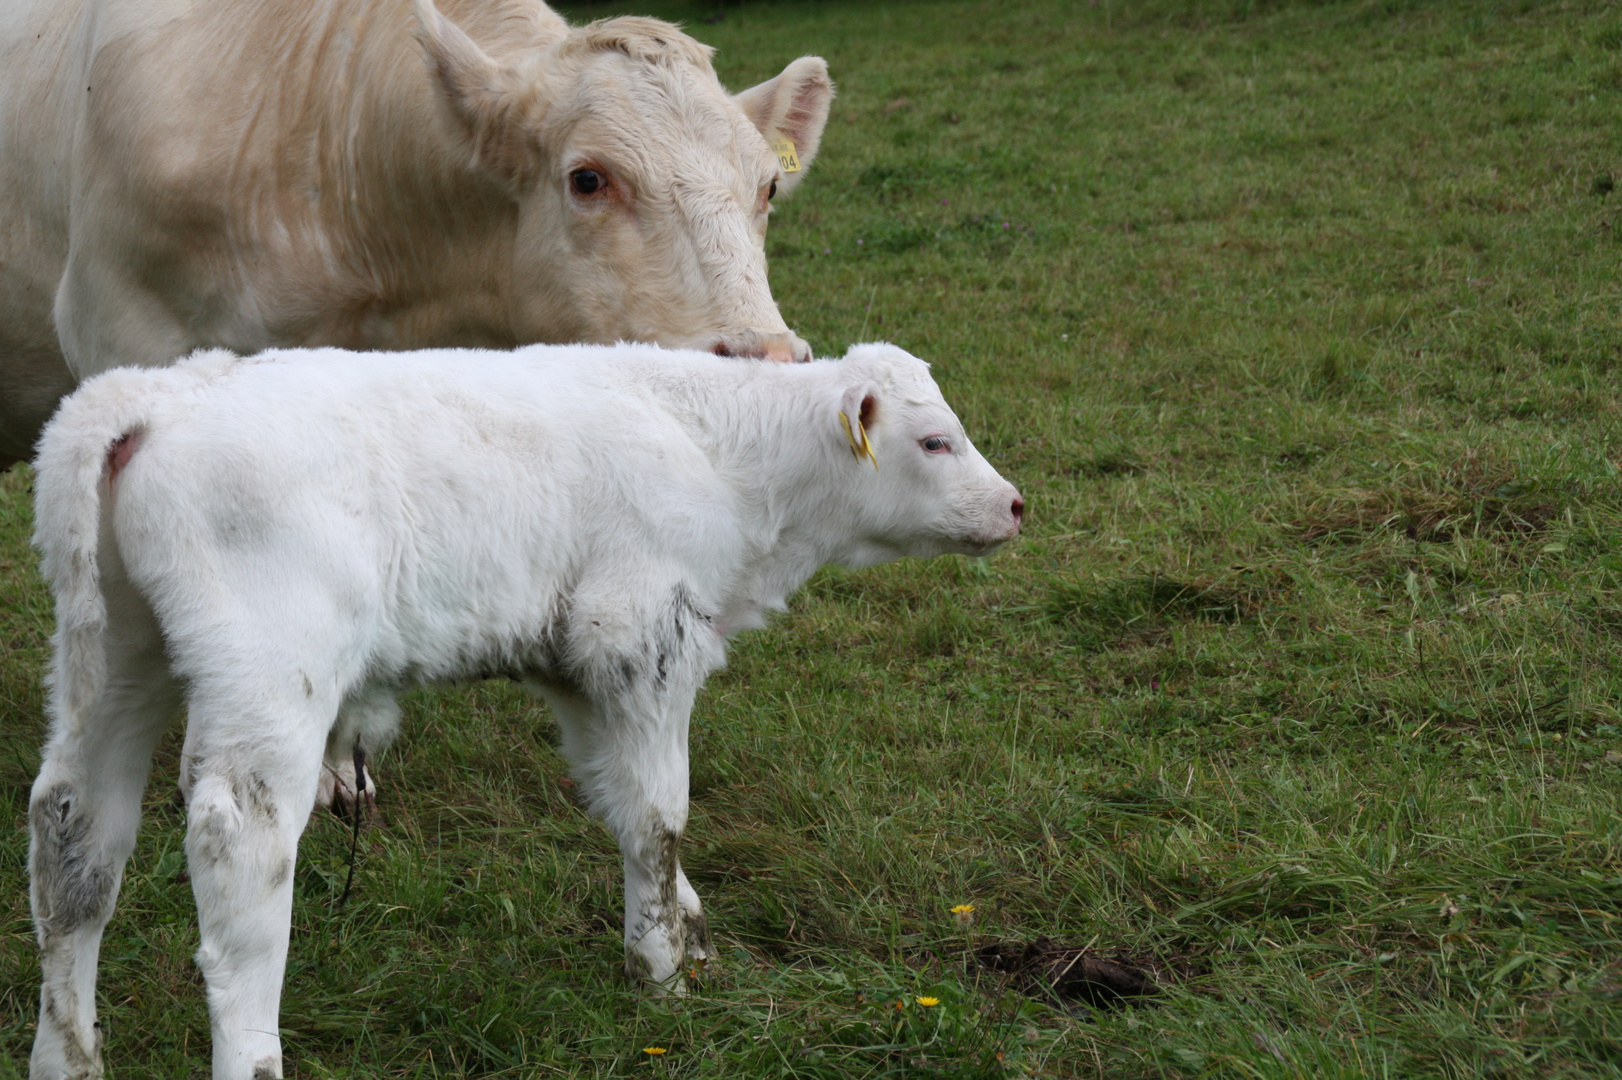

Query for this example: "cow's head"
[826,345,1024,565]
[414,0,831,363]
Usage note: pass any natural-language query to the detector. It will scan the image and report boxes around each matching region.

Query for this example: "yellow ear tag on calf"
[770,134,801,174]
[839,412,879,471]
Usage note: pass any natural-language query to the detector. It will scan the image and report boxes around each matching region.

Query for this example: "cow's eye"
[570,169,604,196]
[768,180,778,201]
[921,436,951,454]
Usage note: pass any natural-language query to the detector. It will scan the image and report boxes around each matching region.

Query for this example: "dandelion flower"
[951,903,975,928]
[643,1047,668,1055]
[916,996,940,1007]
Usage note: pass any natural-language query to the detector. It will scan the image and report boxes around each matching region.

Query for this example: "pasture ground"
[2,0,1620,1075]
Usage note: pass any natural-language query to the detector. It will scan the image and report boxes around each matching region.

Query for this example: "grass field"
[3,0,1622,1075]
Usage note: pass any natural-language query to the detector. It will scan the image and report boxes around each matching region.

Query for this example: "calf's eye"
[571,169,604,196]
[769,180,778,200]
[921,436,951,454]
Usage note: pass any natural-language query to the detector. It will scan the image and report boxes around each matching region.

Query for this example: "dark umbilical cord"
[338,741,367,909]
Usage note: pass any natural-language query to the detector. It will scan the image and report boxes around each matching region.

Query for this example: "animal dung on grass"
[976,937,1201,1012]
[27,340,1022,1078]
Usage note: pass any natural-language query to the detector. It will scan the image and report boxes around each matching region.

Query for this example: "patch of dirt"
[1072,448,1148,479]
[1291,454,1560,545]
[1295,489,1555,544]
[1044,572,1282,652]
[975,937,1205,1011]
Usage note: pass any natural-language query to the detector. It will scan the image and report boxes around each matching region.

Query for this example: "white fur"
[0,0,836,467]
[26,341,1022,1079]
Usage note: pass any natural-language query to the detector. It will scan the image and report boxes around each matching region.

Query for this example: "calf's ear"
[413,0,543,188]
[838,385,880,471]
[734,57,834,197]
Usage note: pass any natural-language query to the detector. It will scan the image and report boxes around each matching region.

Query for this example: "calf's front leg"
[537,684,712,992]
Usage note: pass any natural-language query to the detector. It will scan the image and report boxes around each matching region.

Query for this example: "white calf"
[28,342,1022,1079]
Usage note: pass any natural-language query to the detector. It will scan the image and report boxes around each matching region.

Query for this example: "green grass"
[4,0,1622,1075]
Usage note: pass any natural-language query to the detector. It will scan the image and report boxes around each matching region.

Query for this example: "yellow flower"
[916,996,940,1007]
[643,1047,668,1055]
[951,903,975,928]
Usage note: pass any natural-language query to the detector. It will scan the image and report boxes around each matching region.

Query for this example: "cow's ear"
[414,0,542,188]
[734,57,833,197]
[838,385,880,471]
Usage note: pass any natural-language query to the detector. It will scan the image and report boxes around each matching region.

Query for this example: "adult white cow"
[0,0,833,469]
[28,340,1023,1079]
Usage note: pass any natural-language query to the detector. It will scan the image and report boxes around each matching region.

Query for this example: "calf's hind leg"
[183,683,332,1080]
[30,605,179,1079]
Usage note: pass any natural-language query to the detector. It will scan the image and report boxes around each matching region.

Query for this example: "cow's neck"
[245,1,542,351]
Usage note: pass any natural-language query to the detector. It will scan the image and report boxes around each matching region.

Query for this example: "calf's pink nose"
[1011,497,1025,527]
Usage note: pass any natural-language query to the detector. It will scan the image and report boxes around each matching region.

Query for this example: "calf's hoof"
[626,952,687,998]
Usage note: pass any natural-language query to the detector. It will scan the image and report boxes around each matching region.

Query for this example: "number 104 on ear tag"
[770,135,801,173]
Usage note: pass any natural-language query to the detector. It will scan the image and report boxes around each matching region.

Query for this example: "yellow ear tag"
[769,134,801,174]
[839,412,879,471]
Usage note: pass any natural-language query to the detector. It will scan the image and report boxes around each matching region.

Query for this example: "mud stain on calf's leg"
[189,771,279,868]
[623,828,689,987]
[629,826,684,952]
[684,910,713,959]
[657,825,680,910]
[41,991,100,1070]
[31,783,114,933]
[238,772,278,826]
[253,1058,280,1080]
[624,949,653,982]
[652,584,709,689]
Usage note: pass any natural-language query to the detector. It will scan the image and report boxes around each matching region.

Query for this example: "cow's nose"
[712,335,812,364]
[1011,497,1025,526]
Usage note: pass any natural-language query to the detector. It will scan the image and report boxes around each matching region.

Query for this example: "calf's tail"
[30,359,213,721]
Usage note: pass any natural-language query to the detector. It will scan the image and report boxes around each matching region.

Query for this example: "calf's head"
[415,0,830,362]
[826,345,1024,564]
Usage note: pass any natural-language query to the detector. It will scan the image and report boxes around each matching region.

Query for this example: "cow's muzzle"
[711,332,812,364]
